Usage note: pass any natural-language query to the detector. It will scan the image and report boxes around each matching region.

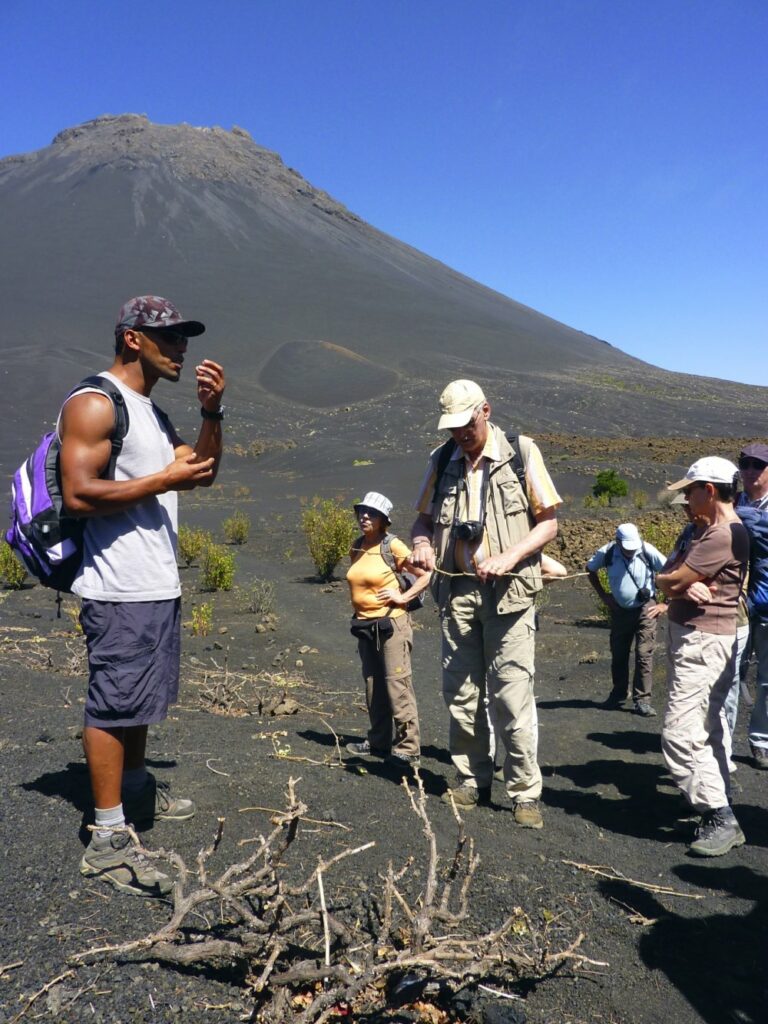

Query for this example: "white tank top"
[62,372,181,602]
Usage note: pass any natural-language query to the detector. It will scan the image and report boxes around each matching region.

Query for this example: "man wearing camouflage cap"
[410,380,560,828]
[59,296,225,896]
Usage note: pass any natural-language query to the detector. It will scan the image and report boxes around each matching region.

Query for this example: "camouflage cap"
[115,295,206,337]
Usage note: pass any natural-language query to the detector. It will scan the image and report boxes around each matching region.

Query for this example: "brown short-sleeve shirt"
[668,520,749,634]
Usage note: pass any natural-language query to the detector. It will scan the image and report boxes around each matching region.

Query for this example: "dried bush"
[73,777,599,1022]
[238,578,276,617]
[177,525,212,567]
[223,509,251,545]
[0,541,27,589]
[302,497,357,581]
[201,543,236,592]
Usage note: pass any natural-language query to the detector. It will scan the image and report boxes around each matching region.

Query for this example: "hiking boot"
[388,751,421,770]
[514,800,544,830]
[750,745,768,770]
[688,807,745,857]
[440,783,491,809]
[345,739,388,757]
[633,701,657,718]
[80,831,173,897]
[122,777,196,826]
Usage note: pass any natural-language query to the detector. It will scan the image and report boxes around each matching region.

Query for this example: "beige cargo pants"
[441,577,541,801]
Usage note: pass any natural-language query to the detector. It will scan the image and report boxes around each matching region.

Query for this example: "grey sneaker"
[345,739,388,757]
[750,745,768,770]
[514,800,544,830]
[688,807,745,857]
[388,751,421,769]
[493,764,504,782]
[440,783,491,809]
[122,776,196,826]
[634,701,657,718]
[80,831,172,897]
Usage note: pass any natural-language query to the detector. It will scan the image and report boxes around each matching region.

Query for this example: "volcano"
[0,114,765,476]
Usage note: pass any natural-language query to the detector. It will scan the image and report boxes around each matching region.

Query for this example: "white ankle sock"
[94,804,125,840]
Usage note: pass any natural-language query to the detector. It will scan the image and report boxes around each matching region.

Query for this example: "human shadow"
[22,757,176,843]
[586,729,661,756]
[634,862,768,1024]
[536,697,609,711]
[543,757,683,842]
[296,728,447,796]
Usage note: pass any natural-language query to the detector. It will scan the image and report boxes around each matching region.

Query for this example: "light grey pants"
[747,619,768,753]
[441,578,540,801]
[662,621,734,812]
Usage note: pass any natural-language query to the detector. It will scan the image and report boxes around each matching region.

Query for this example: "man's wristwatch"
[201,405,224,421]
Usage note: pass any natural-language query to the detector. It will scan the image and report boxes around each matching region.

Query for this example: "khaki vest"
[431,426,543,615]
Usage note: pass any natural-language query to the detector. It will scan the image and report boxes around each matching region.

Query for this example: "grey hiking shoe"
[633,701,657,718]
[80,831,172,897]
[441,783,491,809]
[388,751,420,769]
[514,800,544,829]
[122,776,196,826]
[345,739,388,757]
[750,745,768,770]
[688,807,745,857]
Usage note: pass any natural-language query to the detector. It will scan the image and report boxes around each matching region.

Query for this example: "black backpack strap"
[505,432,532,498]
[604,542,615,568]
[379,532,396,573]
[72,376,130,478]
[431,439,458,506]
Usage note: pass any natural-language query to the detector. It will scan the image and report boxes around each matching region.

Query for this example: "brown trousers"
[357,614,420,757]
[609,603,658,702]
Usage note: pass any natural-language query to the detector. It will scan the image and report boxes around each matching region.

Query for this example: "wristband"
[201,405,224,421]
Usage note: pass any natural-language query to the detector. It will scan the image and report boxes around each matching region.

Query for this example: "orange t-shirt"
[346,535,409,619]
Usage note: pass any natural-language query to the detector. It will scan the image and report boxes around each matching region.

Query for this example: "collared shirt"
[736,491,768,511]
[587,541,666,609]
[413,429,561,573]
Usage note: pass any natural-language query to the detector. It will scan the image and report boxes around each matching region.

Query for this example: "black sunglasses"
[738,458,767,471]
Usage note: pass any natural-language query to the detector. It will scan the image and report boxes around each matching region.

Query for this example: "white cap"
[353,491,393,524]
[667,456,739,490]
[437,379,487,430]
[615,523,642,551]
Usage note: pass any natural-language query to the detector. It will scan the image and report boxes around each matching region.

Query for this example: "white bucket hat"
[353,491,393,524]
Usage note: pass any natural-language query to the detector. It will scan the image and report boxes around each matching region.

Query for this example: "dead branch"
[69,776,602,1022]
[9,969,76,1024]
[563,860,706,899]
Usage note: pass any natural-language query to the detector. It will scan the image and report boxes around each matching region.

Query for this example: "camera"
[637,587,651,603]
[453,520,484,542]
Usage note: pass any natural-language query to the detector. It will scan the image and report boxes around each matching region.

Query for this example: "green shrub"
[591,567,612,621]
[191,602,213,637]
[592,469,628,504]
[178,526,212,567]
[302,497,357,581]
[0,542,27,589]
[201,544,235,591]
[223,510,250,545]
[632,489,648,510]
[640,520,681,560]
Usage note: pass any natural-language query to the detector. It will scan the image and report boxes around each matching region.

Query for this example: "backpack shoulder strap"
[504,432,531,497]
[71,376,130,478]
[379,532,397,573]
[604,542,615,567]
[432,439,458,505]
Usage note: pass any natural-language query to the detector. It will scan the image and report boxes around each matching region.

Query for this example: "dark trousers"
[609,603,657,702]
[357,614,420,756]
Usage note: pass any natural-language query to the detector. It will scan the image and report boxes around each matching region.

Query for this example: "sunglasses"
[738,458,767,471]
[357,507,382,520]
[681,483,706,499]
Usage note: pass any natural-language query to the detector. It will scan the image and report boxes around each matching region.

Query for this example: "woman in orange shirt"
[345,491,431,769]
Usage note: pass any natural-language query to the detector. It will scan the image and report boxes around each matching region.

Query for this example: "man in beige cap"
[410,380,561,828]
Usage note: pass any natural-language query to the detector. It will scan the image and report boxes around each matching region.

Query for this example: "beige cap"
[437,379,487,430]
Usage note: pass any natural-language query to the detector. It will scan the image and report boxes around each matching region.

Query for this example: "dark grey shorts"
[80,598,181,728]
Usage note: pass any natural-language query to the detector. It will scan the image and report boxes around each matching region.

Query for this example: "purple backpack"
[6,376,129,593]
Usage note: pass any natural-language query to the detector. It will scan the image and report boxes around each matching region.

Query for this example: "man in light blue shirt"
[586,523,666,717]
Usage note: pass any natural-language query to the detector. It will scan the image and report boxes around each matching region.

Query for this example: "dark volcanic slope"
[1,113,766,474]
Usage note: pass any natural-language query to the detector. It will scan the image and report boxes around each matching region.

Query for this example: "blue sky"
[1,0,766,385]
